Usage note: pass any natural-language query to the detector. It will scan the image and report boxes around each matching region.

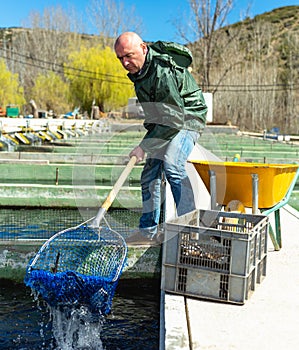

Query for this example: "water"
[0,207,141,241]
[0,278,160,350]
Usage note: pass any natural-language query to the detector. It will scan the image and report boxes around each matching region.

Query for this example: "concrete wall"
[0,241,162,282]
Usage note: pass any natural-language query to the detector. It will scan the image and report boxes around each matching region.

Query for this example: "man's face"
[115,40,147,74]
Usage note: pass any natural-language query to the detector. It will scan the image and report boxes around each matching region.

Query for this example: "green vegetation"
[65,45,134,113]
[0,59,25,108]
[31,72,71,115]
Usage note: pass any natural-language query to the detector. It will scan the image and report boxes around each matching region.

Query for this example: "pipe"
[251,173,259,214]
[209,170,217,210]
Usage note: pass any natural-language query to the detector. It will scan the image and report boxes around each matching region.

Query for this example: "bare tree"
[174,0,247,92]
[7,6,84,95]
[87,0,143,48]
[279,31,299,133]
[212,20,280,131]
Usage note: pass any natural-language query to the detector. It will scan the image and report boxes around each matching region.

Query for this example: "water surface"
[0,278,160,350]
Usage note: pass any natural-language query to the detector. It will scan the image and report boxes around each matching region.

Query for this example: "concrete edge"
[163,293,190,350]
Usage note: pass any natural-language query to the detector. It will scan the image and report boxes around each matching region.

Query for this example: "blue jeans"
[139,129,199,237]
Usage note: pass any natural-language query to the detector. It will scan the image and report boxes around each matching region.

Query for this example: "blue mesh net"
[24,223,127,315]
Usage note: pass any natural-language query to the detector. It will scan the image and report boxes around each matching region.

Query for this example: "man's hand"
[129,146,145,164]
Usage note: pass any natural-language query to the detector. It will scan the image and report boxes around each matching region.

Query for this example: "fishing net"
[24,219,127,315]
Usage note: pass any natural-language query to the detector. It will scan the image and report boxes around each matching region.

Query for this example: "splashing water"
[50,305,105,350]
[30,287,105,350]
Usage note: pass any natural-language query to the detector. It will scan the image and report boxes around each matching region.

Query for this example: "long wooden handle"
[92,156,137,227]
[102,155,137,211]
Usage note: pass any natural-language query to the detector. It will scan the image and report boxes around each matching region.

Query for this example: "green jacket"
[128,42,207,153]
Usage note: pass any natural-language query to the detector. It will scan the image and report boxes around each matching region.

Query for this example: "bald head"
[114,32,143,50]
[114,32,147,74]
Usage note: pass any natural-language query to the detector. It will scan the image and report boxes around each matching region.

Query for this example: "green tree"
[0,58,25,108]
[31,71,71,115]
[65,45,134,113]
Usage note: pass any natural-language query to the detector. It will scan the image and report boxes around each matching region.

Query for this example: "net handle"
[28,156,137,269]
[92,156,137,227]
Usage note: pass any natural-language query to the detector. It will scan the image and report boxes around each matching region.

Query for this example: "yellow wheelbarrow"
[189,160,299,250]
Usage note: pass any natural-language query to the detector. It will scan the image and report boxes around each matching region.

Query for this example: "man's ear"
[141,42,148,55]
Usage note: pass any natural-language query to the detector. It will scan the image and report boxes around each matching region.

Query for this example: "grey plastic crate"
[161,209,268,304]
[256,255,267,284]
[163,209,268,276]
[256,227,267,261]
[162,264,256,304]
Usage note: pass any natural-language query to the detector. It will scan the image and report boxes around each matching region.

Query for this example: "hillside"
[201,6,299,133]
[231,6,299,64]
[0,6,298,133]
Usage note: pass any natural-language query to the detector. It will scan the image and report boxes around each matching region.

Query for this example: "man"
[114,32,207,243]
